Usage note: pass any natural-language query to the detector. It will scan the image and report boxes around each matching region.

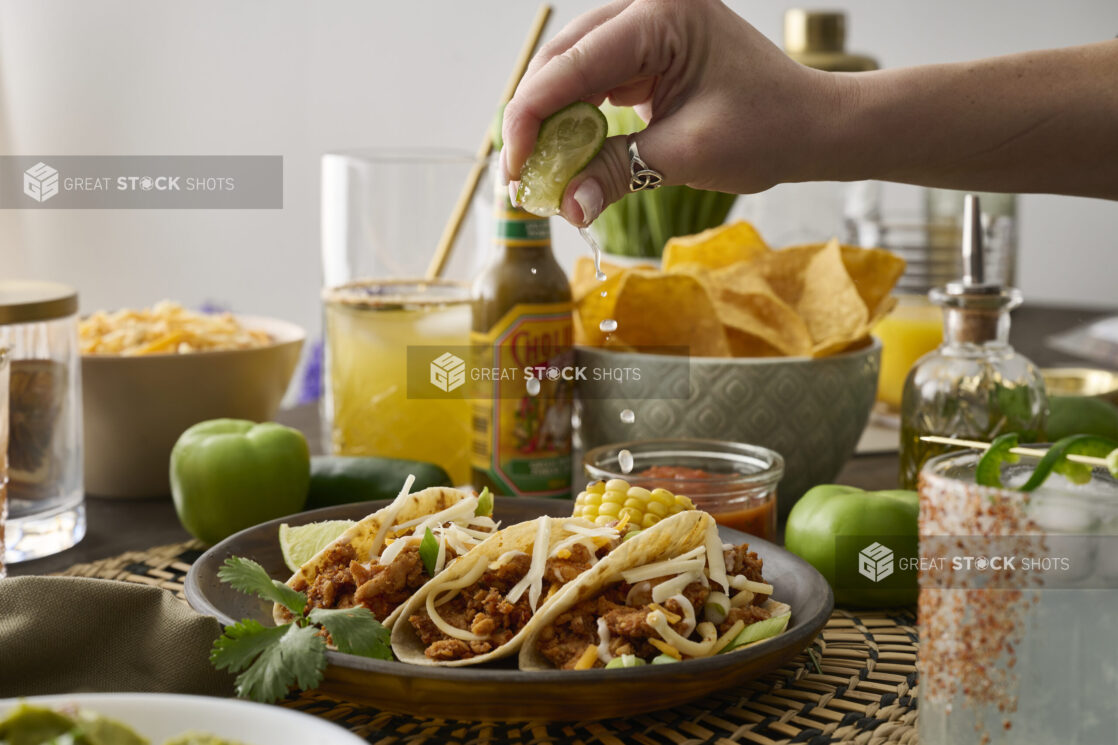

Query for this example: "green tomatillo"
[785,485,919,607]
[171,419,311,546]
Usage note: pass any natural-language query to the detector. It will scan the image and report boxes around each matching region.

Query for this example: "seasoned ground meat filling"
[296,539,456,621]
[537,542,772,669]
[409,542,601,661]
[724,543,769,605]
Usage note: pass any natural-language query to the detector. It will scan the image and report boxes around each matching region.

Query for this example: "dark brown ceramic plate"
[185,498,833,721]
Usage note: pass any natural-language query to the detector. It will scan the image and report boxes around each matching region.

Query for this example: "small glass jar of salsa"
[582,439,783,541]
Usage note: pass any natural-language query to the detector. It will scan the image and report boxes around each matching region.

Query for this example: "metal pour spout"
[961,194,985,287]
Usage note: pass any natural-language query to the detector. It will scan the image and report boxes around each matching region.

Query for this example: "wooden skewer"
[425,3,553,280]
[920,435,1110,467]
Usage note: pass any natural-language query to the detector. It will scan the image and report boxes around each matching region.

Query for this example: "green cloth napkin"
[0,576,234,698]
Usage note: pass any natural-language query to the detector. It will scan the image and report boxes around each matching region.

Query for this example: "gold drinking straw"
[425,3,553,280]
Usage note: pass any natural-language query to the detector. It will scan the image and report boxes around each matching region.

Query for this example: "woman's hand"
[500,0,843,226]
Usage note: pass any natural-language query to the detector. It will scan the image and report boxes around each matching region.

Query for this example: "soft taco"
[274,479,498,628]
[518,510,791,670]
[390,515,631,666]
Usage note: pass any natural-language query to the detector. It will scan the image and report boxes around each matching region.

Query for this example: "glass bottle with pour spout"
[899,195,1047,489]
[471,176,574,499]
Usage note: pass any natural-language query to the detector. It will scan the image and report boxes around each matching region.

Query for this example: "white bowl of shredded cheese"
[81,304,304,497]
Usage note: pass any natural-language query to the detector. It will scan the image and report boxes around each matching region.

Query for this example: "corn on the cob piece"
[572,479,695,529]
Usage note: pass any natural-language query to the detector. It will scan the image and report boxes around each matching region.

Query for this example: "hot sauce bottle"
[471,179,573,499]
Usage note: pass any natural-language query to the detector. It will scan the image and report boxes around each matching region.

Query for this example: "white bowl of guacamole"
[0,693,365,745]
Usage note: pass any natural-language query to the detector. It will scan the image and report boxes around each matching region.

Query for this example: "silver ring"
[627,134,663,192]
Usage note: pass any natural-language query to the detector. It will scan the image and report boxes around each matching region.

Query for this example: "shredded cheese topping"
[705,521,729,592]
[423,560,489,641]
[731,589,756,608]
[710,619,746,655]
[669,593,697,636]
[377,534,420,566]
[649,602,681,625]
[646,611,718,657]
[596,617,613,663]
[648,638,681,660]
[651,571,700,604]
[574,644,599,670]
[395,495,478,534]
[506,517,551,610]
[368,475,416,559]
[731,575,774,595]
[620,547,705,584]
[625,581,650,606]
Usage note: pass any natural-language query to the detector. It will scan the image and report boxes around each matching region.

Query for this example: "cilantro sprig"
[210,556,393,703]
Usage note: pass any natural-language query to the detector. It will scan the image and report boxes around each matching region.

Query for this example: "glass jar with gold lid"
[0,280,85,562]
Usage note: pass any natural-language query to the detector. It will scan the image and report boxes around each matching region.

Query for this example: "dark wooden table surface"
[10,303,1115,577]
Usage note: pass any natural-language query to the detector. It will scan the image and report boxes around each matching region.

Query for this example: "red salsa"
[632,466,777,541]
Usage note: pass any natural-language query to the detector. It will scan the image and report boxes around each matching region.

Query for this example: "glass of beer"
[320,150,485,484]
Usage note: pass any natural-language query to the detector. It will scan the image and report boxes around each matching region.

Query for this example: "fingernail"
[498,149,509,184]
[572,179,603,225]
[508,181,520,207]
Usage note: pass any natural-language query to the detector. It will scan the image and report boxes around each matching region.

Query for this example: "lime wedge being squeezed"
[516,101,608,217]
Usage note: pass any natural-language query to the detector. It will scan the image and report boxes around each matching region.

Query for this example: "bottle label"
[471,302,573,498]
[495,205,551,244]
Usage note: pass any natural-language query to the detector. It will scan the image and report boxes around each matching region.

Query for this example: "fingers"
[607,77,657,108]
[559,124,681,226]
[523,0,632,81]
[503,1,676,182]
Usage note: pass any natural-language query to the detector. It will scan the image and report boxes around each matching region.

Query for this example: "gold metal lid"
[784,9,846,54]
[0,280,79,325]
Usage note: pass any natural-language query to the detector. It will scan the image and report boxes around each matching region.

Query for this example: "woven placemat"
[57,542,919,744]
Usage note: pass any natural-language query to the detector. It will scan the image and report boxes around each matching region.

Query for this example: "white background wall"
[1,0,1115,370]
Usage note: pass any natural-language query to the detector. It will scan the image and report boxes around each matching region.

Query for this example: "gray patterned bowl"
[575,339,881,518]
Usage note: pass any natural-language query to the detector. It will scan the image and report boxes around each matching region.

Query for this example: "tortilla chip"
[610,270,730,356]
[839,246,906,317]
[721,243,817,307]
[764,239,868,345]
[706,272,813,357]
[727,328,788,357]
[662,220,770,272]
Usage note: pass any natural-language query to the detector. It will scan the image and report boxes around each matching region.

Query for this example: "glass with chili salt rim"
[918,449,1118,744]
[583,439,783,541]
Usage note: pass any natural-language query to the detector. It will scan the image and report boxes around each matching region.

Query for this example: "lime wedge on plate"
[516,101,608,217]
[279,520,355,572]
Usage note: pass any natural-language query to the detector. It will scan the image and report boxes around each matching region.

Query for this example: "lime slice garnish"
[516,102,608,217]
[279,520,355,573]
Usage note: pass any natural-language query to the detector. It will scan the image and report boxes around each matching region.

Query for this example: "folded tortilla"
[274,485,489,628]
[518,511,791,670]
[389,511,718,667]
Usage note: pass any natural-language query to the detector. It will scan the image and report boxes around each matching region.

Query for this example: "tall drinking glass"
[918,451,1118,744]
[320,150,485,484]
